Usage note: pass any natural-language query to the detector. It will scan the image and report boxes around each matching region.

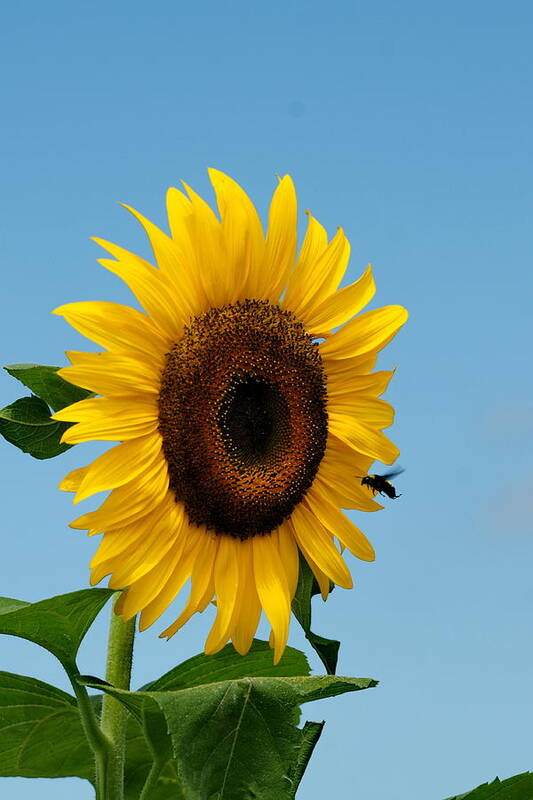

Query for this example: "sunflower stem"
[67,668,111,800]
[99,594,136,800]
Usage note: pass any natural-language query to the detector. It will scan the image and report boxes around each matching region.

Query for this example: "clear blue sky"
[1,1,532,798]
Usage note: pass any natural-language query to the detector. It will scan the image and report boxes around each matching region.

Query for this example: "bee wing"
[380,468,405,480]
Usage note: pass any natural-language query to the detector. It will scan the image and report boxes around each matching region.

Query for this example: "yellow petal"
[314,467,383,513]
[231,540,262,655]
[290,504,352,589]
[261,175,297,302]
[320,305,408,360]
[283,212,328,310]
[90,503,178,587]
[55,396,158,443]
[90,237,153,268]
[95,251,187,341]
[276,523,299,599]
[323,352,378,380]
[211,193,252,304]
[138,523,210,630]
[74,434,162,503]
[208,169,264,243]
[90,518,154,569]
[302,554,331,601]
[324,433,373,474]
[302,265,376,334]
[108,500,183,587]
[53,301,169,360]
[328,396,395,430]
[121,202,203,319]
[116,522,196,621]
[327,370,394,399]
[204,536,240,655]
[319,437,383,510]
[304,488,375,562]
[71,457,169,532]
[53,396,157,423]
[328,412,400,465]
[287,518,330,600]
[58,465,91,492]
[180,182,230,309]
[252,533,291,664]
[58,352,160,397]
[288,228,349,318]
[94,234,183,331]
[63,420,157,445]
[160,531,218,638]
[208,169,264,297]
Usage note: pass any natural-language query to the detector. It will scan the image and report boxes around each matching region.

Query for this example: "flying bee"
[360,468,404,499]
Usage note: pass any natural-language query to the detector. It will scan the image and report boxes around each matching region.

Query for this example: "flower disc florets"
[158,299,328,539]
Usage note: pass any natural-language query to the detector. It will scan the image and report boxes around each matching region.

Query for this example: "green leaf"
[0,395,72,459]
[124,757,184,800]
[0,671,93,779]
[131,641,311,797]
[0,589,114,670]
[286,720,324,797]
[143,639,310,691]
[110,693,185,800]
[4,363,92,412]
[0,364,93,459]
[442,772,533,800]
[0,672,183,797]
[84,673,377,800]
[291,555,340,675]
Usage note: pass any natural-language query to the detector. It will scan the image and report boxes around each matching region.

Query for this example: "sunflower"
[53,171,407,663]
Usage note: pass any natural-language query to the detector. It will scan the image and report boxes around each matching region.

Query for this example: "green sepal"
[82,672,377,800]
[0,363,92,459]
[0,589,114,671]
[442,772,533,800]
[291,554,340,674]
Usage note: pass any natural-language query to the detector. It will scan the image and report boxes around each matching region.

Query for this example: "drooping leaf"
[4,363,92,412]
[143,639,310,691]
[0,672,183,797]
[442,772,533,800]
[0,589,114,670]
[0,671,93,779]
[0,395,72,459]
[291,555,340,674]
[83,673,377,800]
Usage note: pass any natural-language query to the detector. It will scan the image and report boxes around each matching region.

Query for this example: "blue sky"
[1,1,532,798]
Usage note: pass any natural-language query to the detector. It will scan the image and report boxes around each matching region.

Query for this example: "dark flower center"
[158,299,328,539]
[219,375,289,464]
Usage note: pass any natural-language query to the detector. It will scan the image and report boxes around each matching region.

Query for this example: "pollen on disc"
[158,299,328,539]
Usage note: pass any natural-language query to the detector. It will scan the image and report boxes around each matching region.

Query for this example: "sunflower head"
[53,170,407,663]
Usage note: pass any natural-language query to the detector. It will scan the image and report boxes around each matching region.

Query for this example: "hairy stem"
[99,594,136,800]
[67,668,111,800]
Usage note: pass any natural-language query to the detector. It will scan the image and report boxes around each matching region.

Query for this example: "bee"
[360,468,404,499]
